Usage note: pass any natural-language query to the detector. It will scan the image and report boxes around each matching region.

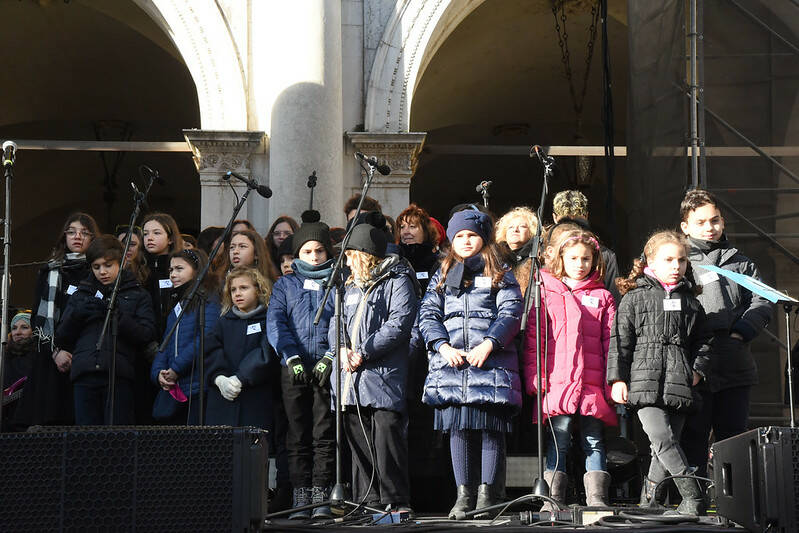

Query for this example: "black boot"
[667,477,705,516]
[448,485,476,520]
[474,483,499,518]
[638,476,666,508]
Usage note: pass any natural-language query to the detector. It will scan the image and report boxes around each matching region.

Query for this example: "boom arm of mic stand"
[159,185,254,352]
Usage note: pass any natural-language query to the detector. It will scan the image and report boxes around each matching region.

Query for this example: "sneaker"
[289,487,312,520]
[311,486,333,519]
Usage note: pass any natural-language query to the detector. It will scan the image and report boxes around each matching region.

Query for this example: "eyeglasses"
[65,230,94,238]
[273,231,293,237]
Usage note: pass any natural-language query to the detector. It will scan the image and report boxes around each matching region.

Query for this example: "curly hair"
[617,230,699,296]
[221,266,272,314]
[395,203,440,245]
[495,207,539,246]
[545,229,605,282]
[552,190,589,219]
[345,249,382,287]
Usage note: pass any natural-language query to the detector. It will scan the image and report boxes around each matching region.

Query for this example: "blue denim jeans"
[545,414,607,472]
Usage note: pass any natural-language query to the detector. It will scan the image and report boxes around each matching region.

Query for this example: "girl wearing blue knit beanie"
[419,207,523,519]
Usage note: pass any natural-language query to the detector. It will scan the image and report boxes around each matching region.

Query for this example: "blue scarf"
[292,258,334,282]
[445,254,485,290]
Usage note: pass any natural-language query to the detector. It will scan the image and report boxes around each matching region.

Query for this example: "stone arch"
[132,0,248,130]
[365,0,487,133]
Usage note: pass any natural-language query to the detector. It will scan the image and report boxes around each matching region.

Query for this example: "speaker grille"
[0,426,266,532]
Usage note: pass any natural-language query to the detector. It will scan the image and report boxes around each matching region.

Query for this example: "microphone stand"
[97,168,157,424]
[158,174,263,425]
[0,146,15,430]
[307,171,317,211]
[265,155,386,520]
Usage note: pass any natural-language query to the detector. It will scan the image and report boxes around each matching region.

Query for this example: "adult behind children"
[14,213,99,428]
[267,221,336,519]
[524,229,617,510]
[419,208,523,519]
[343,193,382,222]
[552,190,621,303]
[151,248,220,425]
[265,216,299,275]
[607,231,713,515]
[331,222,418,514]
[2,311,35,431]
[205,266,275,429]
[677,190,772,478]
[55,235,156,425]
[396,203,441,291]
[495,207,539,298]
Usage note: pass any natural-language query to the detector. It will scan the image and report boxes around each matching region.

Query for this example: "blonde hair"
[221,266,272,314]
[616,230,697,295]
[495,207,539,245]
[552,190,589,219]
[345,250,382,286]
[546,229,605,282]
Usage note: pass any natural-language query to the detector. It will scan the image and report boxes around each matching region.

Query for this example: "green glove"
[312,353,335,387]
[286,355,308,386]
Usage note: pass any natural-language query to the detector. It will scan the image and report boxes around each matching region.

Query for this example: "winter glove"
[312,353,335,387]
[215,375,242,401]
[286,356,309,386]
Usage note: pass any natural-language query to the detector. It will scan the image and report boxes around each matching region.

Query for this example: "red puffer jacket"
[523,269,617,426]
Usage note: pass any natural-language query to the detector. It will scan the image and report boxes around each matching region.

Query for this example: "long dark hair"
[142,212,184,256]
[50,212,100,262]
[265,215,299,265]
[169,247,216,297]
[435,237,506,292]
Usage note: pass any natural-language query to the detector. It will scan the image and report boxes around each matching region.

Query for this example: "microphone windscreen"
[301,209,321,223]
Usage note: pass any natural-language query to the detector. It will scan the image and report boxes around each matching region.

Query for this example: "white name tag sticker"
[174,302,182,316]
[474,276,492,288]
[416,271,429,280]
[698,270,720,285]
[247,323,262,335]
[94,290,104,300]
[663,298,682,311]
[159,279,173,289]
[345,293,359,306]
[303,279,320,291]
[581,295,599,308]
[66,285,78,295]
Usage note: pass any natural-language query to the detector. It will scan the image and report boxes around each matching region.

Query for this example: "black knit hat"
[292,222,333,258]
[277,234,294,258]
[345,223,387,258]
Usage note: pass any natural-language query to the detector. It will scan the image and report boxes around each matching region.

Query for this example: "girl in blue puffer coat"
[330,222,419,513]
[420,207,523,519]
[151,248,220,424]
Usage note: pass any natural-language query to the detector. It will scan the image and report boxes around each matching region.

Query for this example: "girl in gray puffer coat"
[420,208,523,519]
[607,230,713,516]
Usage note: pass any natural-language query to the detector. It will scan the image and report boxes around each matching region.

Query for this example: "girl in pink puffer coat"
[523,229,617,509]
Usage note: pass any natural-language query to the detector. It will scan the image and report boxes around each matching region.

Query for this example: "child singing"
[419,208,523,519]
[607,230,712,515]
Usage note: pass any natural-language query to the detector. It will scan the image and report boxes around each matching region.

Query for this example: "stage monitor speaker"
[0,426,268,532]
[712,426,799,533]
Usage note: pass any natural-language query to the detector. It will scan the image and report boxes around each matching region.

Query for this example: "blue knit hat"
[446,207,493,243]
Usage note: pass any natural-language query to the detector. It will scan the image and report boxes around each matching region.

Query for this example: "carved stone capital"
[346,131,427,184]
[183,129,267,180]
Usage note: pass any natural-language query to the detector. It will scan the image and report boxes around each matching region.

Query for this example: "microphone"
[355,152,391,176]
[475,180,492,193]
[531,144,555,165]
[225,171,273,198]
[2,141,17,167]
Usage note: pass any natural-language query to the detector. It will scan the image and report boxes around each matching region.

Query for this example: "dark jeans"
[680,385,751,477]
[281,367,336,488]
[344,407,409,505]
[637,406,688,483]
[73,375,134,426]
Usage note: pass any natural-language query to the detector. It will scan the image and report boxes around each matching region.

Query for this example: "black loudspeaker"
[712,426,799,533]
[0,426,268,532]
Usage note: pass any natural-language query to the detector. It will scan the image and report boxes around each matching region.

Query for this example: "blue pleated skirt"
[434,404,514,433]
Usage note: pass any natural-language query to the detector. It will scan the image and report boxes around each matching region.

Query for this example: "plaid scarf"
[34,253,85,349]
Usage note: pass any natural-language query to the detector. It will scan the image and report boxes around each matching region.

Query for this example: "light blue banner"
[696,265,797,305]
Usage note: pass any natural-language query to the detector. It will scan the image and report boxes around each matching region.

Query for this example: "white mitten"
[215,375,242,401]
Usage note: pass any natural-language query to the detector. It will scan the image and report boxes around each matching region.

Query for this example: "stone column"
[183,129,267,230]
[346,132,427,218]
[254,0,344,226]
